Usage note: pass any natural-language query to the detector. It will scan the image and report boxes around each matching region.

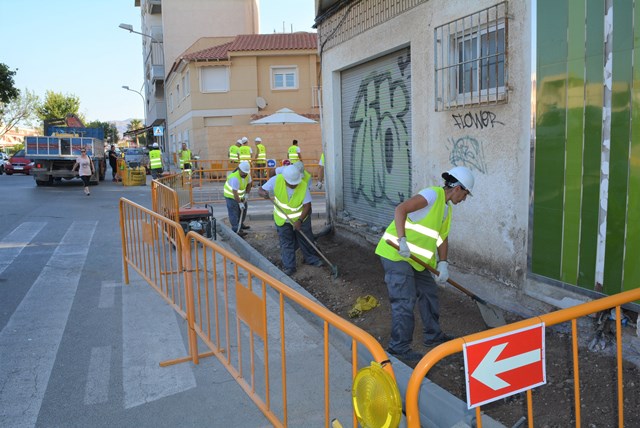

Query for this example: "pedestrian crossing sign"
[153,126,164,137]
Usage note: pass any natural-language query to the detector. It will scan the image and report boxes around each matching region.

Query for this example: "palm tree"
[127,119,144,147]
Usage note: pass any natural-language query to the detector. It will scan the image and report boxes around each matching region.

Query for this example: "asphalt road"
[0,174,269,427]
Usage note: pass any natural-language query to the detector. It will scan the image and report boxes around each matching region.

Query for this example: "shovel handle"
[385,239,487,305]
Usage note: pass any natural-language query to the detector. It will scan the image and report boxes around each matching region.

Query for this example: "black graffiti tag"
[452,111,505,130]
[349,66,411,207]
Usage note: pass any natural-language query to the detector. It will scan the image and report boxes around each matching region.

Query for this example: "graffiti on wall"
[447,135,488,174]
[452,111,505,130]
[348,52,412,208]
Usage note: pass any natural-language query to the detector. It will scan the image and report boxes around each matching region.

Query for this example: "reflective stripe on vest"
[272,174,306,226]
[223,170,249,199]
[239,145,252,162]
[287,146,299,162]
[149,149,162,169]
[374,186,452,271]
[256,144,266,163]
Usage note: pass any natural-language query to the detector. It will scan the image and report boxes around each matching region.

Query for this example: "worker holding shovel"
[258,163,323,276]
[224,161,252,237]
[375,166,475,362]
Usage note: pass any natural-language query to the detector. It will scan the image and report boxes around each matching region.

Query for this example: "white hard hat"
[442,166,474,194]
[152,142,158,148]
[238,161,251,174]
[283,164,303,185]
[241,136,248,143]
[255,137,262,142]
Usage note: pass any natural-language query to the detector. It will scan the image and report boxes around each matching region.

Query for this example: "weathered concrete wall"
[320,0,532,286]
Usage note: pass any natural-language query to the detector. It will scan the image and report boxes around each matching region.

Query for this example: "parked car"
[0,152,9,175]
[123,148,149,174]
[5,150,34,175]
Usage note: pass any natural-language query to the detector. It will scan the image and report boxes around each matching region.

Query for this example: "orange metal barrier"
[120,196,394,427]
[405,287,640,427]
[118,197,189,323]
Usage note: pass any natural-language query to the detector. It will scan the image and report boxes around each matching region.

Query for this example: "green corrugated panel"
[578,56,603,288]
[561,1,587,284]
[562,70,584,284]
[537,0,569,66]
[578,1,605,289]
[533,70,567,278]
[604,0,634,294]
[533,1,569,279]
[623,1,640,293]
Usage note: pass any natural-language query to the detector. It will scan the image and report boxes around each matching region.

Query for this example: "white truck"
[26,134,106,186]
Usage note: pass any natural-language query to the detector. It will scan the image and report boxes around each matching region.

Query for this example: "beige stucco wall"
[320,0,532,285]
[161,0,259,71]
[166,49,322,167]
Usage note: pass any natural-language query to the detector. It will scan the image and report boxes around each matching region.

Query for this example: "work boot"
[237,229,247,237]
[241,224,250,230]
[423,333,455,347]
[387,348,423,362]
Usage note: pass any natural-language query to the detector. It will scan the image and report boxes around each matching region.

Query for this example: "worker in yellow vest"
[258,162,323,276]
[287,139,302,163]
[223,161,252,236]
[374,166,475,362]
[178,143,192,172]
[148,142,163,178]
[229,139,241,164]
[253,137,267,184]
[238,136,252,163]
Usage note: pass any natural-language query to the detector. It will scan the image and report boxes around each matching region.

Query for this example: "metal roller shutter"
[340,48,412,228]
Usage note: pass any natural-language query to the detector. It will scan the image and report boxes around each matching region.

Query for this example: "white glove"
[436,261,449,284]
[316,181,323,190]
[238,202,246,211]
[397,237,410,258]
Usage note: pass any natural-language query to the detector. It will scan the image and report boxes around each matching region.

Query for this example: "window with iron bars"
[434,2,508,111]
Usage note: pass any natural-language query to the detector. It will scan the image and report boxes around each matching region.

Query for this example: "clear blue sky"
[0,0,316,123]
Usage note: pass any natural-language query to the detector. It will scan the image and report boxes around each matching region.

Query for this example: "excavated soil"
[241,218,640,427]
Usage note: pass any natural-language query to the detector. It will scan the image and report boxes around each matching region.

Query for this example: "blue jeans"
[380,257,443,354]
[225,198,247,233]
[276,217,321,271]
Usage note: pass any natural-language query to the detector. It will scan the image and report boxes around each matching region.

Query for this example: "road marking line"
[98,280,118,308]
[84,346,112,405]
[0,222,46,275]
[0,221,96,427]
[122,277,196,409]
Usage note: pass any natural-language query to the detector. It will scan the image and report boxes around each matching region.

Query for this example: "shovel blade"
[476,301,507,328]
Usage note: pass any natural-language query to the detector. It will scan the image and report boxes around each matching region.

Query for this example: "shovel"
[269,197,339,278]
[385,239,506,328]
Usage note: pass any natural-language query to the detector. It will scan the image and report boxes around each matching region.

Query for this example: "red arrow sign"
[463,323,546,408]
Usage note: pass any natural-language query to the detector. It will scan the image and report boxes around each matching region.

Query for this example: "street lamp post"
[118,23,159,43]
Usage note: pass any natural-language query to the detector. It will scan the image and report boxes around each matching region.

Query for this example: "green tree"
[0,63,20,107]
[36,90,82,122]
[86,120,119,145]
[127,118,143,131]
[0,89,40,140]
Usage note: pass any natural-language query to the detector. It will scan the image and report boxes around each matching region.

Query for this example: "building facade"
[165,33,322,163]
[315,0,640,300]
[133,0,259,154]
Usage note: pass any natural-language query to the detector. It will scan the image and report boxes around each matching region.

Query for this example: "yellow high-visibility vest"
[375,186,451,270]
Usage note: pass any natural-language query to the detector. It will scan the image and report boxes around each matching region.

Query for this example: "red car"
[5,150,34,175]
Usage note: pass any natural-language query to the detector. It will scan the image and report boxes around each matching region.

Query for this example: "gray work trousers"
[380,257,444,354]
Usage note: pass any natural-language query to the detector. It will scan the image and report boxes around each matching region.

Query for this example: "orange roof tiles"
[182,32,317,62]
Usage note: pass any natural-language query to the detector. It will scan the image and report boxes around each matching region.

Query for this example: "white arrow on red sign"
[464,323,546,408]
[471,343,541,390]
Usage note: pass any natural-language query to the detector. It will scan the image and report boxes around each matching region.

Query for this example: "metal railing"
[405,287,640,427]
[119,196,394,427]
